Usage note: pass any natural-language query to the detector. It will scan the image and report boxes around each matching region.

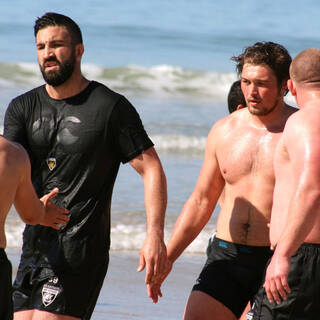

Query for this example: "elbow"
[194,191,214,210]
[191,193,214,218]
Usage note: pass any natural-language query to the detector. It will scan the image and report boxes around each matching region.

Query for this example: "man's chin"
[248,106,261,115]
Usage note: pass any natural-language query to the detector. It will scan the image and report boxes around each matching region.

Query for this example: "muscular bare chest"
[216,129,281,185]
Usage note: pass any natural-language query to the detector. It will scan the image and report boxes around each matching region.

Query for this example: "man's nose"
[43,46,54,59]
[248,84,258,96]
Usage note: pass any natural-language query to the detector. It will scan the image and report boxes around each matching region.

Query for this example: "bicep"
[191,128,225,206]
[129,147,162,176]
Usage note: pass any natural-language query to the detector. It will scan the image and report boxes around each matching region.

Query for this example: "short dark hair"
[227,80,246,113]
[231,41,291,87]
[34,12,83,44]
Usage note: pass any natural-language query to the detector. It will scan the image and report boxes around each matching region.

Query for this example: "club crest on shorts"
[42,277,60,307]
[47,158,57,171]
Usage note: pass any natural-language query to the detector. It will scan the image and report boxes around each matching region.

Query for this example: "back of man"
[0,137,27,248]
[252,48,320,320]
[0,137,25,320]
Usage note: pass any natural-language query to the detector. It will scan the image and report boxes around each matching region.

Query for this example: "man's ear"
[287,79,296,96]
[76,43,84,60]
[236,104,245,110]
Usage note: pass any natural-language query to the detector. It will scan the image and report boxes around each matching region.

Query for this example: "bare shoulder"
[286,106,318,125]
[283,107,320,146]
[207,110,244,141]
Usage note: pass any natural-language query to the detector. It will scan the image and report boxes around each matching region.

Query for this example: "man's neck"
[45,74,89,100]
[297,90,320,110]
[249,101,288,132]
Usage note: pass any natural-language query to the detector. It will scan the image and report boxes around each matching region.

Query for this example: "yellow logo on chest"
[47,158,57,171]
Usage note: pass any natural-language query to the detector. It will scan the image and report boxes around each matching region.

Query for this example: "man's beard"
[40,52,76,87]
[248,95,281,116]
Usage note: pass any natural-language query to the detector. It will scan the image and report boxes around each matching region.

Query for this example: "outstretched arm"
[129,147,168,299]
[149,124,225,301]
[14,148,69,229]
[168,125,224,261]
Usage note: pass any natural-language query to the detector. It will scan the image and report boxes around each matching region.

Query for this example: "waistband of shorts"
[273,242,320,253]
[297,242,320,253]
[212,236,272,255]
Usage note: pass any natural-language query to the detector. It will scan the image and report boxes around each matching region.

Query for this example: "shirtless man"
[251,48,320,319]
[0,136,69,320]
[149,42,297,320]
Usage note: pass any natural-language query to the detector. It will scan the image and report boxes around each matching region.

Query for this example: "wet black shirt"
[4,81,153,272]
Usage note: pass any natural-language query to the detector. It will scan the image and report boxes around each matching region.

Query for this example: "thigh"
[14,309,80,320]
[183,291,237,320]
[192,252,252,318]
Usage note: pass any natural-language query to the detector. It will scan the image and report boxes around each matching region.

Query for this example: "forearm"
[168,194,214,263]
[143,165,167,238]
[14,188,45,225]
[15,203,45,225]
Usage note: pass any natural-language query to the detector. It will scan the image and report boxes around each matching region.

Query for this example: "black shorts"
[252,243,320,320]
[12,256,109,319]
[0,249,13,320]
[192,237,272,318]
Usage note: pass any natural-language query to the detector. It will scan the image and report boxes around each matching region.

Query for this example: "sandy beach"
[7,248,206,320]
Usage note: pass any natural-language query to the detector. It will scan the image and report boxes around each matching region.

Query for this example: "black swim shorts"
[252,242,320,320]
[12,257,109,319]
[0,249,13,320]
[192,236,273,318]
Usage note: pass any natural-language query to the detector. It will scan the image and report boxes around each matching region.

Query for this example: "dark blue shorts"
[0,249,13,320]
[13,256,109,319]
[192,236,272,318]
[252,243,320,320]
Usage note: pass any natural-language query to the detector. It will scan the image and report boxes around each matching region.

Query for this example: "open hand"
[40,188,69,230]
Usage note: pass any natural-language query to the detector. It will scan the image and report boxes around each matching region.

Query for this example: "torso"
[270,107,320,246]
[4,81,153,268]
[215,107,296,246]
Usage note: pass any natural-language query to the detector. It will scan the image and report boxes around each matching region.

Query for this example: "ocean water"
[1,1,320,318]
[2,0,320,252]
